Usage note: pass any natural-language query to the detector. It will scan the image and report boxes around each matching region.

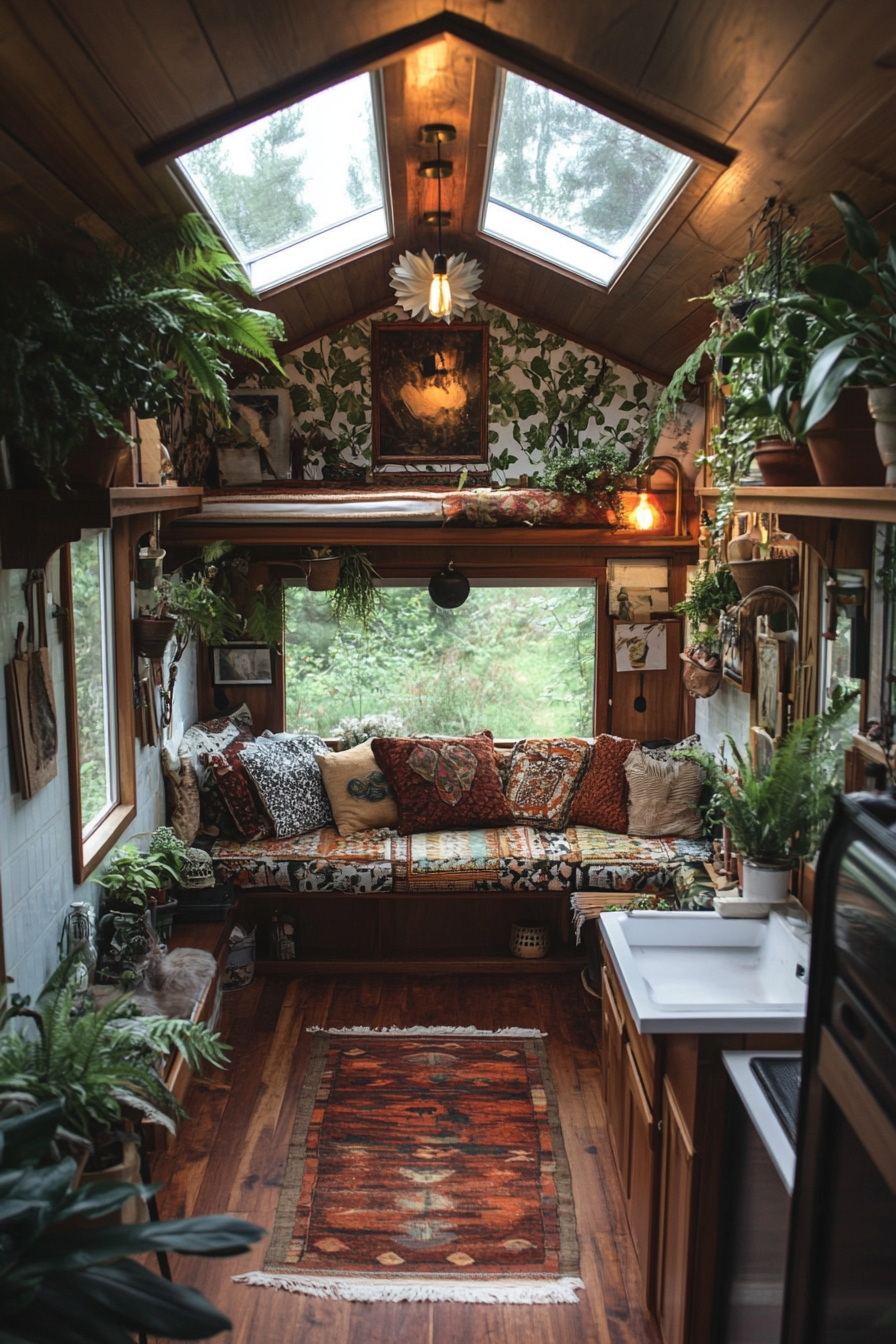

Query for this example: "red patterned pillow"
[371,732,513,836]
[568,734,638,833]
[505,737,591,829]
[203,740,271,840]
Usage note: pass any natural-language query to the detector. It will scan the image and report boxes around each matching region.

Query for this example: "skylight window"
[482,72,695,286]
[176,73,390,292]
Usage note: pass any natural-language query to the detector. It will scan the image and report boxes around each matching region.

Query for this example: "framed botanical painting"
[212,643,274,685]
[614,622,668,672]
[370,321,489,465]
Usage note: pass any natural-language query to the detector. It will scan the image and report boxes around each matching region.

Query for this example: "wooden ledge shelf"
[0,485,204,570]
[255,952,586,976]
[697,484,896,525]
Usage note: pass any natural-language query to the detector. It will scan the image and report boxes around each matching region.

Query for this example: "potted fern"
[678,687,857,901]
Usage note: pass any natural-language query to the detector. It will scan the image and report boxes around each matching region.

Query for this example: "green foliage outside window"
[70,535,112,829]
[284,585,596,739]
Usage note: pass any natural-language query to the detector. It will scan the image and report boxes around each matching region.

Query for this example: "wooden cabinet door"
[656,1075,696,1344]
[601,965,627,1174]
[623,1040,656,1305]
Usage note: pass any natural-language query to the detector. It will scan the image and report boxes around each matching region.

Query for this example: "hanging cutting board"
[6,572,58,799]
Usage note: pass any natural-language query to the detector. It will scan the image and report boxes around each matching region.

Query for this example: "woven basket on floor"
[510,922,550,959]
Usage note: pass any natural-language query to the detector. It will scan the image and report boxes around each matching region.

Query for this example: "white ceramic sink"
[599,907,811,1034]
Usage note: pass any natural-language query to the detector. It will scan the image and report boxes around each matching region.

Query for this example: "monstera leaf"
[407,742,478,806]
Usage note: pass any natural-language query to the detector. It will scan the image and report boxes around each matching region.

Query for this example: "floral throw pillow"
[505,738,592,829]
[204,740,272,840]
[316,739,399,837]
[568,734,639,834]
[240,734,334,838]
[371,731,513,836]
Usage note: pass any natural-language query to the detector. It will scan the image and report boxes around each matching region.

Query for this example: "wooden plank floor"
[150,971,661,1344]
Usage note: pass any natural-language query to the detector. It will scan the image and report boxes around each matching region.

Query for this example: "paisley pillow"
[203,740,272,840]
[505,737,592,829]
[371,732,513,836]
[240,734,333,838]
[316,739,398,837]
[568,734,639,834]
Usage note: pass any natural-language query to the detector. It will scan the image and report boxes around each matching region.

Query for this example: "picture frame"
[370,320,489,466]
[212,643,274,686]
[614,622,668,672]
[607,558,670,621]
[216,386,292,485]
[756,632,780,735]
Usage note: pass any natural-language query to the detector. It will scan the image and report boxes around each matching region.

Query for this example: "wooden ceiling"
[1,1,896,378]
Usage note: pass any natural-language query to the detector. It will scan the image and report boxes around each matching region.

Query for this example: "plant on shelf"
[0,956,228,1162]
[0,1100,265,1344]
[93,843,180,911]
[535,440,632,509]
[329,547,381,628]
[676,686,858,900]
[780,191,896,480]
[0,212,285,494]
[676,560,740,652]
[148,826,187,882]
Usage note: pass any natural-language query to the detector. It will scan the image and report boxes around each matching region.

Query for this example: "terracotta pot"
[133,615,176,659]
[753,437,819,487]
[67,423,130,489]
[804,387,884,486]
[728,555,795,597]
[867,386,896,485]
[303,556,341,591]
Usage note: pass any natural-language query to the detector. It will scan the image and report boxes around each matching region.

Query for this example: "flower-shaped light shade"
[389,249,483,323]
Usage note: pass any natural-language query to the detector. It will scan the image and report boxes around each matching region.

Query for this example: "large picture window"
[62,527,136,882]
[284,583,596,739]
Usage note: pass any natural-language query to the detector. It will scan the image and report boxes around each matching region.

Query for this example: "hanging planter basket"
[728,556,795,599]
[680,653,722,699]
[132,615,176,659]
[302,556,341,591]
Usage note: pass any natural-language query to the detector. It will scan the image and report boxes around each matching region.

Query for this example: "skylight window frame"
[171,69,394,296]
[479,68,700,293]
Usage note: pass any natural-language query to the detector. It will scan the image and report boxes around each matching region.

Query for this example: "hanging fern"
[329,548,381,630]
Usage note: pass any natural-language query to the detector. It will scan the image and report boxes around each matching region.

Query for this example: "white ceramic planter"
[868,386,896,485]
[742,858,791,903]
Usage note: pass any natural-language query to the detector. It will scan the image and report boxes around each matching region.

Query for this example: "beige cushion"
[624,748,703,838]
[316,740,398,837]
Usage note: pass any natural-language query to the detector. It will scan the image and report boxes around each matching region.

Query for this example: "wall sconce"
[429,560,470,608]
[620,456,685,535]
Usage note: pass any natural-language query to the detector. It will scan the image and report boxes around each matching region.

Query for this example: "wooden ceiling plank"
[46,0,236,142]
[459,56,498,241]
[381,59,411,249]
[638,0,830,135]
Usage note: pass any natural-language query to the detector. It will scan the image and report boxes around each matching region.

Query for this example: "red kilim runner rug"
[235,1026,583,1303]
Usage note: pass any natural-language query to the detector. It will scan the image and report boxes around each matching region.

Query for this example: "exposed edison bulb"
[633,490,659,531]
[428,254,452,318]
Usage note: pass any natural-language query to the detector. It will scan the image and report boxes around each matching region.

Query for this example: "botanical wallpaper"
[269,302,660,482]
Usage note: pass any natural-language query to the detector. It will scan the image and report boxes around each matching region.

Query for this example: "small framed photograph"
[212,643,273,685]
[614,622,668,672]
[370,320,489,465]
[216,386,292,484]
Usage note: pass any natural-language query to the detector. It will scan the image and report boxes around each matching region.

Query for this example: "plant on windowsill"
[676,686,858,901]
[0,212,285,496]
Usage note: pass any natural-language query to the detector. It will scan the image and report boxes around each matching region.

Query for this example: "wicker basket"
[510,922,550,959]
[680,654,722,699]
[303,557,341,591]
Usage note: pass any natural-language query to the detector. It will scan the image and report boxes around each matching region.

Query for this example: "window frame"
[61,523,136,884]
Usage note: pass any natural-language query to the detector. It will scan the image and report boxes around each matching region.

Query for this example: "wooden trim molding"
[61,522,137,886]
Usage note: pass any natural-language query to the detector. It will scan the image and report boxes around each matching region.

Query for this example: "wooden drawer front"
[601,966,627,1172]
[624,1040,657,1297]
[601,938,659,1110]
[656,1075,696,1344]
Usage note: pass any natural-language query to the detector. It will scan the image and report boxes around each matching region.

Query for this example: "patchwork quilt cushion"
[316,739,399,837]
[204,739,271,840]
[574,827,712,893]
[392,826,577,892]
[624,748,704,838]
[505,737,591,828]
[371,731,513,836]
[568,734,638,833]
[240,734,334,838]
[211,827,392,892]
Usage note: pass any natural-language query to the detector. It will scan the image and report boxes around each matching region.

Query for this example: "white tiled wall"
[0,560,197,1002]
[695,677,752,759]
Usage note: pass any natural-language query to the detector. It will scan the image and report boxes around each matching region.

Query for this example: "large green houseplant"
[678,687,857,901]
[0,1100,265,1343]
[0,213,285,493]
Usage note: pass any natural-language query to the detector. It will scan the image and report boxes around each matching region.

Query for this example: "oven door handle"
[818,1027,896,1196]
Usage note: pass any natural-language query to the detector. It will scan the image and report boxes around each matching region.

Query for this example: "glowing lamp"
[428,254,452,318]
[631,490,661,531]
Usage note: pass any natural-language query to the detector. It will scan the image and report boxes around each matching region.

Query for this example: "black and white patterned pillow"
[642,734,700,761]
[240,735,333,837]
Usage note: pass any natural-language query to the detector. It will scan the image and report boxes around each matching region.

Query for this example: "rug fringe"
[233,1271,585,1304]
[306,1025,547,1037]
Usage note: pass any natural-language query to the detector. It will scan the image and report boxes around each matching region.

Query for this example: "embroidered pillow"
[505,737,591,829]
[180,704,255,790]
[316,740,398,837]
[203,740,271,840]
[624,748,704,838]
[371,732,513,836]
[240,735,333,838]
[568,734,639,834]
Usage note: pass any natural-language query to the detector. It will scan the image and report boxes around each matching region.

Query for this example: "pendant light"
[427,132,452,319]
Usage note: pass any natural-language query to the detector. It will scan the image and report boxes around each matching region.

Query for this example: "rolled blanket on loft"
[196,488,614,528]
